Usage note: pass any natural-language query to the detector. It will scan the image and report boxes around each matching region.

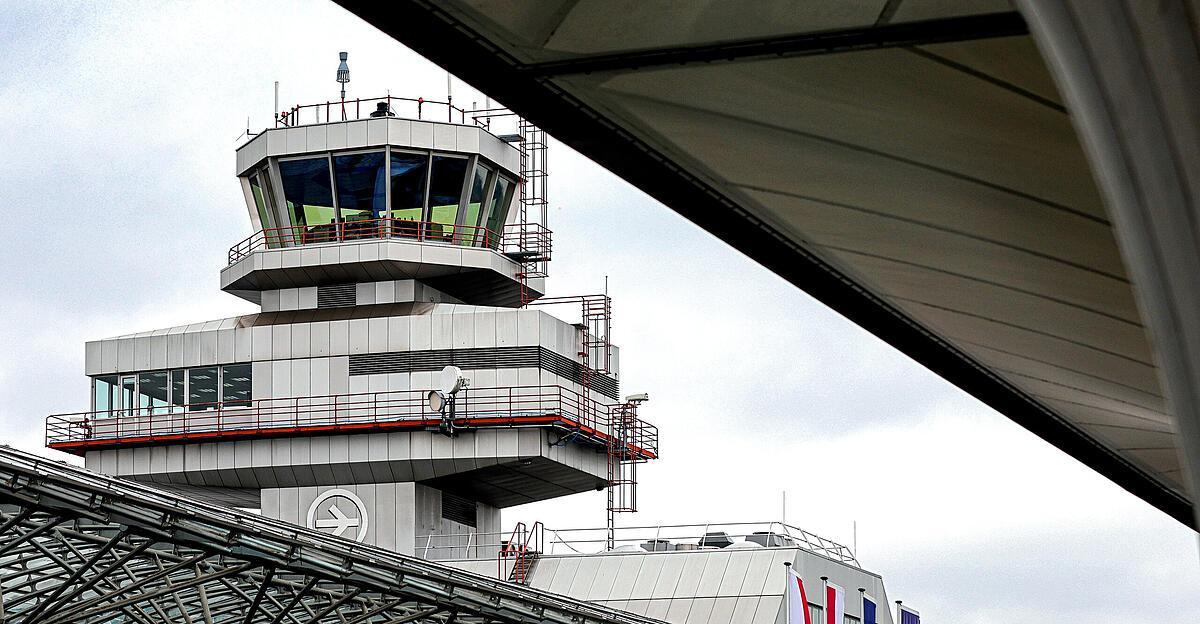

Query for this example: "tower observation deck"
[46,93,657,558]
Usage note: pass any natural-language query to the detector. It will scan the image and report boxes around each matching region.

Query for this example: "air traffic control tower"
[45,95,658,558]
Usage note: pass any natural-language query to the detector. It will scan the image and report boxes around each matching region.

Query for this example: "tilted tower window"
[333,151,387,230]
[484,174,515,247]
[461,162,492,246]
[279,157,336,235]
[427,155,469,242]
[248,174,274,231]
[389,151,428,230]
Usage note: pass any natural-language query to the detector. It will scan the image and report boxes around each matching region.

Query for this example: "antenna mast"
[336,52,350,121]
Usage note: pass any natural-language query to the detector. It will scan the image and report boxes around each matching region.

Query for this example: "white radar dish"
[439,365,465,395]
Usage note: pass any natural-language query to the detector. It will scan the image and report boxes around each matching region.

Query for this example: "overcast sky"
[1,2,1197,622]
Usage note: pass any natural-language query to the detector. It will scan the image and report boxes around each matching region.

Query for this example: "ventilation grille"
[351,346,541,374]
[441,491,477,527]
[540,349,620,400]
[317,284,357,308]
[349,346,619,400]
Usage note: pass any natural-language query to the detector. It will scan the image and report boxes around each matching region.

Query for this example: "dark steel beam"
[517,12,1029,77]
[22,529,128,624]
[382,607,442,624]
[267,577,318,624]
[301,589,362,624]
[242,567,275,624]
[332,0,1195,529]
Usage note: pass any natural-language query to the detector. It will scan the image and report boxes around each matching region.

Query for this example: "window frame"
[330,147,390,221]
[424,152,473,242]
[91,375,119,416]
[386,146,433,228]
[482,171,518,246]
[456,156,497,245]
[220,363,254,408]
[473,156,508,240]
[262,147,520,248]
[276,153,339,235]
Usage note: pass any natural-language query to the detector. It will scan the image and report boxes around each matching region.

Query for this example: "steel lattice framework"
[0,446,661,624]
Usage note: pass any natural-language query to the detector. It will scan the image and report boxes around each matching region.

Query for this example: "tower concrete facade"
[48,110,657,559]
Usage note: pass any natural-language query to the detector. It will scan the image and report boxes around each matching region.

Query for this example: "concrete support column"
[1017,0,1200,532]
[260,482,500,557]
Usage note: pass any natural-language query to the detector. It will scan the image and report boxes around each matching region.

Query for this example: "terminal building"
[35,92,902,624]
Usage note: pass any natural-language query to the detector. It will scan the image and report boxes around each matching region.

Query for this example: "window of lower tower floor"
[334,151,387,234]
[279,156,336,237]
[390,151,428,232]
[170,370,185,408]
[93,375,117,415]
[137,371,169,413]
[427,155,469,242]
[221,364,252,408]
[90,365,252,414]
[187,367,220,411]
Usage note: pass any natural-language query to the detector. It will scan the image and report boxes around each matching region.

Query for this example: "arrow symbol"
[315,502,360,537]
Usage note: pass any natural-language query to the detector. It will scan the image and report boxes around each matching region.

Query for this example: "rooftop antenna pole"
[782,490,786,525]
[274,81,279,126]
[336,51,350,121]
[446,72,453,122]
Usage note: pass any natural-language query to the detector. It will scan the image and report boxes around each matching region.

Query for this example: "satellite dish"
[427,390,446,413]
[439,366,465,395]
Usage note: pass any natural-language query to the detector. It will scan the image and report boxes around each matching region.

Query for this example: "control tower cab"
[46,95,657,558]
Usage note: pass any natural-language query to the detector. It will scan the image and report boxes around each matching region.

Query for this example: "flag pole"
[820,576,829,624]
[784,562,792,624]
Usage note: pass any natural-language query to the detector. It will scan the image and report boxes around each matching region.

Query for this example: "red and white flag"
[786,567,812,624]
[825,582,845,624]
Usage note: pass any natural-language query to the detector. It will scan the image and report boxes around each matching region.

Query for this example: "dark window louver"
[349,346,619,399]
[317,284,357,308]
[441,491,477,527]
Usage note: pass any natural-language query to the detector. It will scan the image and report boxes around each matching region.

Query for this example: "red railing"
[45,385,658,459]
[226,219,552,266]
[277,95,481,128]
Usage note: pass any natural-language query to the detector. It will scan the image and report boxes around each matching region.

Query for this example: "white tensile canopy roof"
[335,0,1200,528]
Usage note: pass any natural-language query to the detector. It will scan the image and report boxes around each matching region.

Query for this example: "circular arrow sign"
[306,488,368,543]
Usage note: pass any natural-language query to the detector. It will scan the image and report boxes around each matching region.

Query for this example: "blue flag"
[863,595,876,624]
[898,605,921,624]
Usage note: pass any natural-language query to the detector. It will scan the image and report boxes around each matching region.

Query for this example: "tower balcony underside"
[221,238,545,307]
[81,429,610,509]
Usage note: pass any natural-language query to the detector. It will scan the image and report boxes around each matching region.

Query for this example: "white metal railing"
[417,521,858,565]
